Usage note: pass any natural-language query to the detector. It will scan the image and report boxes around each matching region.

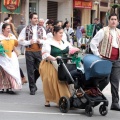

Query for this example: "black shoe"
[30,86,37,95]
[30,90,35,95]
[6,89,15,94]
[45,104,50,107]
[0,89,4,93]
[110,103,120,111]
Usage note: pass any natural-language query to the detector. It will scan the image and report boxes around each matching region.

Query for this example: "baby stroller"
[57,54,112,117]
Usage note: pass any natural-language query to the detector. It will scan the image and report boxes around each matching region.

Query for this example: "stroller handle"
[56,57,72,64]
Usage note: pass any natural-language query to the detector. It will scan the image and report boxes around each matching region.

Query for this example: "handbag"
[58,63,76,82]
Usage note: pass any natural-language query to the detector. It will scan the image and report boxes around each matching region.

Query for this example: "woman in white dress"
[63,21,74,45]
[0,23,22,94]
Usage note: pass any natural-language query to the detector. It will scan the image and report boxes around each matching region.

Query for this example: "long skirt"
[39,60,71,104]
[0,66,21,90]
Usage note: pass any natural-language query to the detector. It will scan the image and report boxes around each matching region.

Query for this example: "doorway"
[29,0,39,15]
[100,12,106,26]
[73,8,81,29]
[91,10,96,24]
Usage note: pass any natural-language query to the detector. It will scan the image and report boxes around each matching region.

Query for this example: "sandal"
[45,104,50,107]
[45,101,50,107]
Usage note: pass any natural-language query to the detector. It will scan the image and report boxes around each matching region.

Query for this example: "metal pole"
[114,0,115,13]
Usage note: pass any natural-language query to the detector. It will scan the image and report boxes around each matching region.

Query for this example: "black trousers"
[25,51,41,90]
[110,59,120,103]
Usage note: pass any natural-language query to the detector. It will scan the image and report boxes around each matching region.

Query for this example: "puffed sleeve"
[14,40,18,47]
[42,41,51,59]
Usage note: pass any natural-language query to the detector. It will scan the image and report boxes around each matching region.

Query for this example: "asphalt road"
[0,55,120,120]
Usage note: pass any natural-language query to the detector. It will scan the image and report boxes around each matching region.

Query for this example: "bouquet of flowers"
[0,41,8,56]
[71,52,81,67]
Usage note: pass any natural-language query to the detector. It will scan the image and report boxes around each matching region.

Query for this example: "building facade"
[0,0,119,29]
[0,0,73,27]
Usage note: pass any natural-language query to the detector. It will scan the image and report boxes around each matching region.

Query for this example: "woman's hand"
[69,47,80,54]
[47,55,56,61]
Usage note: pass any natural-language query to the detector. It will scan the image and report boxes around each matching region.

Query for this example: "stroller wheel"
[59,96,70,113]
[85,105,94,117]
[99,105,108,116]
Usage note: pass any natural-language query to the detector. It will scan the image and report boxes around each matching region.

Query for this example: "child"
[75,23,85,47]
[79,32,89,54]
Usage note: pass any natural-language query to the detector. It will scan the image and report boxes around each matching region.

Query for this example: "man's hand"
[43,37,46,40]
[30,39,34,44]
[37,39,40,44]
[99,55,103,58]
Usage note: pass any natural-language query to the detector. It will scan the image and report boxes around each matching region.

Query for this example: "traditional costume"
[18,24,47,95]
[64,27,74,45]
[39,38,71,104]
[90,26,120,110]
[0,33,22,90]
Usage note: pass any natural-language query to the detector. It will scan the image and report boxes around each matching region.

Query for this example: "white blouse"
[42,38,73,59]
[47,32,67,42]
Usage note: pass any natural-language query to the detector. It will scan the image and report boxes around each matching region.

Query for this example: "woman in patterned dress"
[0,23,22,94]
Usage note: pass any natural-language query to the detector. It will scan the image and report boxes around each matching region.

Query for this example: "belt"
[25,44,43,48]
[25,45,31,48]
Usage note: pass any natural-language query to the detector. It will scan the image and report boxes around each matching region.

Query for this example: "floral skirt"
[0,66,21,90]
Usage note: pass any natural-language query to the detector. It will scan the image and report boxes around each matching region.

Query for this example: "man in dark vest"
[18,13,47,95]
[92,18,103,37]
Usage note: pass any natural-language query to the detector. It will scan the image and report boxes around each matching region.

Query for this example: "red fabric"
[102,47,119,60]
[81,29,85,33]
[110,47,119,60]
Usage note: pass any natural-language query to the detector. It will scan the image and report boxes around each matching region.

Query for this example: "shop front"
[73,0,92,29]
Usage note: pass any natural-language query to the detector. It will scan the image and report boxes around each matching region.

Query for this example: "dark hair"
[53,26,63,35]
[63,21,69,29]
[53,20,61,26]
[109,13,118,20]
[29,12,37,19]
[4,17,9,21]
[47,19,54,25]
[2,23,10,30]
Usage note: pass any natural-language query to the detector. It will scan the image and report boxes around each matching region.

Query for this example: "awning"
[73,0,92,9]
[1,0,21,14]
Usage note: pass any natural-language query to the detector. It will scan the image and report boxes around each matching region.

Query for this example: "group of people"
[0,12,120,112]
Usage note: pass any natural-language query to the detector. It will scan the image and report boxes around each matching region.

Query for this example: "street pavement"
[0,54,120,120]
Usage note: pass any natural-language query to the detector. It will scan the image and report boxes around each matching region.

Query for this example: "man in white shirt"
[18,13,47,95]
[90,13,120,111]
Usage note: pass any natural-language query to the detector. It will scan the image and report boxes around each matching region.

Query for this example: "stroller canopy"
[82,54,112,80]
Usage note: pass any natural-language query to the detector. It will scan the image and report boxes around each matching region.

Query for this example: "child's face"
[82,33,86,37]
